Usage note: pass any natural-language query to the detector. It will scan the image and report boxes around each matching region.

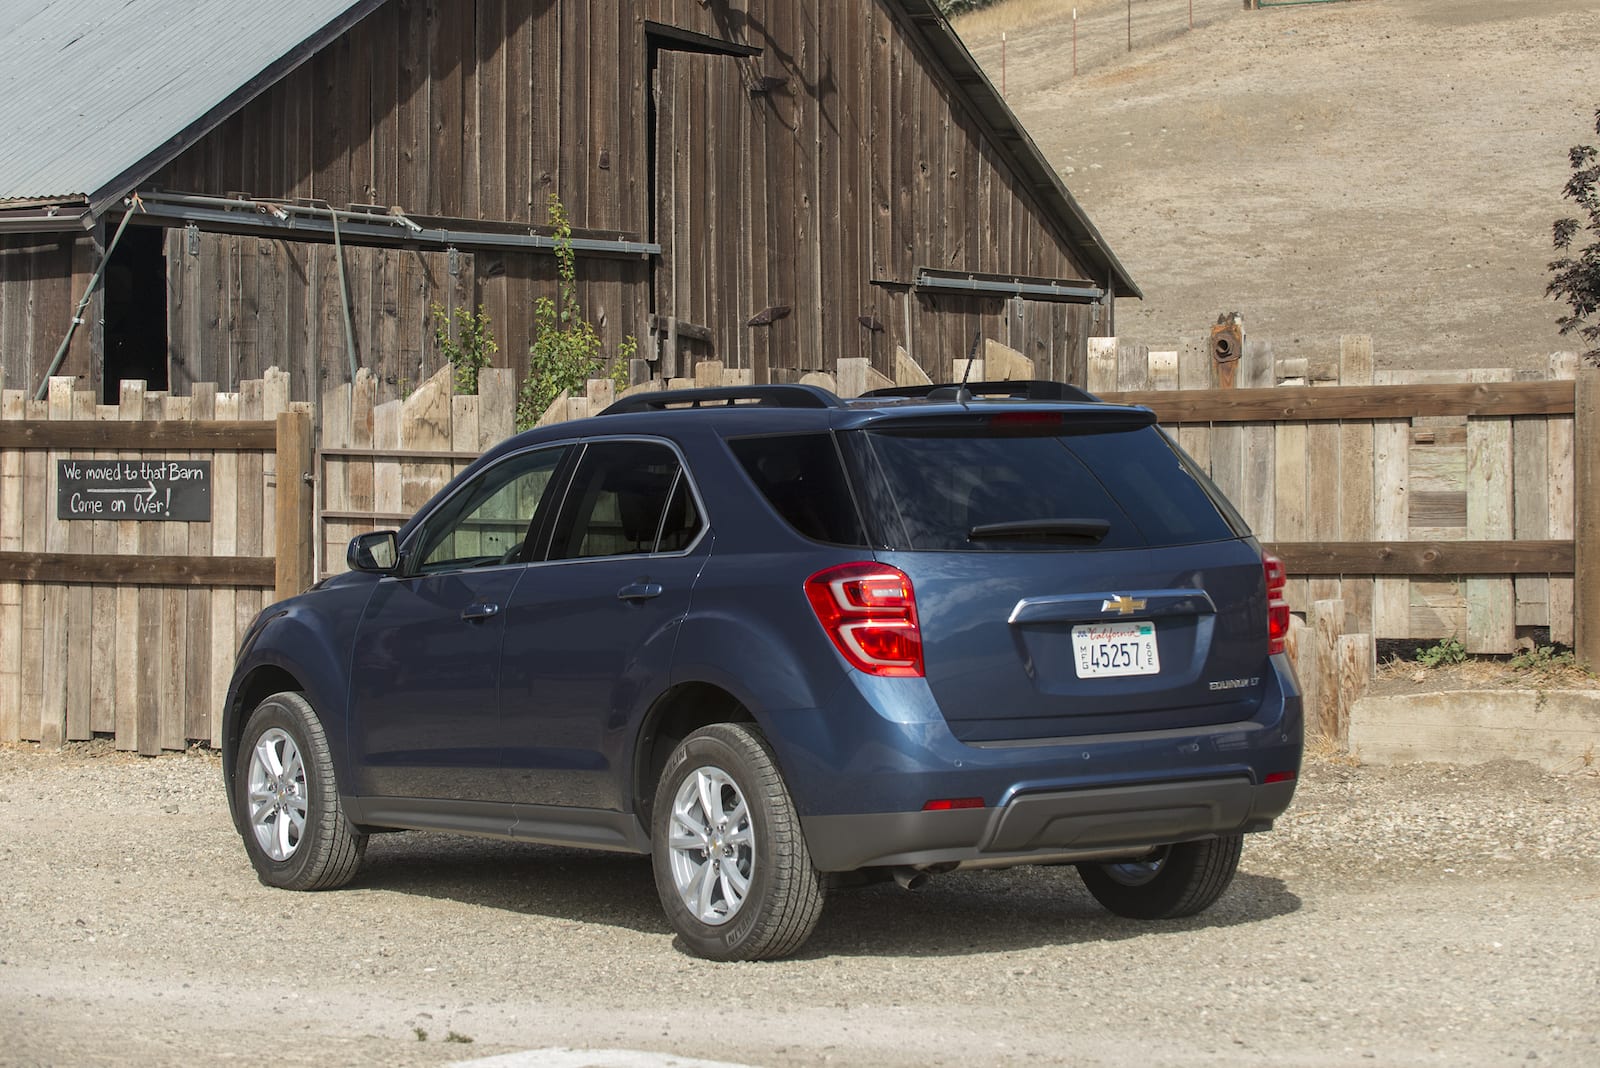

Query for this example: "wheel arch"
[632,681,757,833]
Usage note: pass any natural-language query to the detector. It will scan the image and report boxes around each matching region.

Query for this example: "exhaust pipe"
[891,866,929,891]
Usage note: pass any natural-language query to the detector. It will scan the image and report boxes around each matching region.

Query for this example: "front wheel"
[235,691,366,891]
[651,723,824,961]
[1077,834,1243,919]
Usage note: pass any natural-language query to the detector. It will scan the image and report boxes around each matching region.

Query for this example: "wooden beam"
[0,420,278,450]
[0,552,274,587]
[1266,540,1574,576]
[1099,380,1574,424]
[1575,364,1600,667]
[275,411,315,602]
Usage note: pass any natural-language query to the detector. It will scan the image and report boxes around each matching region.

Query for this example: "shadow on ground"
[357,831,1301,958]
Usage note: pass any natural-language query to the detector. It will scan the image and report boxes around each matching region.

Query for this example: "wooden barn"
[0,0,1138,407]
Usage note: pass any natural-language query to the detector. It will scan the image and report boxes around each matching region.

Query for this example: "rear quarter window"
[856,424,1240,551]
[727,433,869,546]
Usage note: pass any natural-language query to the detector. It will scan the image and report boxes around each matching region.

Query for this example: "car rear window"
[854,424,1241,551]
[727,433,869,546]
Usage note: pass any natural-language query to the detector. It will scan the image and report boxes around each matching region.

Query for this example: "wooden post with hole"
[275,410,315,603]
[1574,362,1600,668]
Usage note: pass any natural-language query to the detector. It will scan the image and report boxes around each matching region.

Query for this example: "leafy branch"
[515,194,635,430]
[432,303,499,395]
[1548,107,1600,365]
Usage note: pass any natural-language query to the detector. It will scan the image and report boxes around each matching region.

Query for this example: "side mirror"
[348,530,400,573]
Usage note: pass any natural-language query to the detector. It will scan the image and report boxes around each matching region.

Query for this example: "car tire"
[235,691,366,891]
[1076,834,1243,920]
[651,722,825,961]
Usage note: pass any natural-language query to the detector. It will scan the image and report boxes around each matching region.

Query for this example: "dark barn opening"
[102,225,168,402]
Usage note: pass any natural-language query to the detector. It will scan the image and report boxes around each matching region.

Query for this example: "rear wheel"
[651,723,824,961]
[1077,834,1243,919]
[235,691,366,891]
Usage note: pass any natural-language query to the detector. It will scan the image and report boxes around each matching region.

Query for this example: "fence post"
[275,410,315,603]
[1575,363,1600,667]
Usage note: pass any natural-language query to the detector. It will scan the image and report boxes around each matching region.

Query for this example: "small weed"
[1508,643,1577,672]
[413,1027,428,1042]
[444,1031,474,1044]
[1414,636,1468,668]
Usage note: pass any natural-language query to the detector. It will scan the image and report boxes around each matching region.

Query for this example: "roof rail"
[862,379,1101,403]
[600,383,843,415]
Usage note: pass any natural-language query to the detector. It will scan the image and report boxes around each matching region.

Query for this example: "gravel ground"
[2,741,1597,1067]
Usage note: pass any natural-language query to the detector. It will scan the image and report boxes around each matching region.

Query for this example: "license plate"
[1071,621,1160,678]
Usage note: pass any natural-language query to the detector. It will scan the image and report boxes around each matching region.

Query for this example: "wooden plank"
[1264,540,1573,576]
[1174,336,1211,471]
[399,366,452,512]
[476,0,508,221]
[1115,340,1149,392]
[1335,632,1374,749]
[1372,369,1411,639]
[159,394,191,752]
[40,379,70,747]
[1512,369,1552,628]
[0,420,277,450]
[210,389,240,747]
[1575,361,1600,666]
[1309,599,1344,742]
[1273,421,1307,610]
[275,410,316,603]
[184,387,215,744]
[65,389,93,740]
[1096,379,1575,423]
[1337,335,1374,634]
[1466,368,1515,653]
[0,390,23,742]
[1085,337,1117,395]
[1548,353,1578,645]
[321,382,353,575]
[18,395,46,742]
[373,398,403,519]
[113,380,143,750]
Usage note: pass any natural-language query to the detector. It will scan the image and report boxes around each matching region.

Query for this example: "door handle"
[460,602,501,622]
[617,582,664,602]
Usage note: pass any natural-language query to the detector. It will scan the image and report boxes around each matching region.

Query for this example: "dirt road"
[2,742,1597,1066]
[958,0,1600,370]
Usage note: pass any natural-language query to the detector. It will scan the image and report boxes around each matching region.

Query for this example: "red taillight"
[988,411,1063,429]
[1263,553,1290,656]
[804,563,924,677]
[1263,771,1296,785]
[922,797,985,811]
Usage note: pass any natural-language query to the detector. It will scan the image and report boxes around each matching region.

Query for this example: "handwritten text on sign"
[56,460,212,522]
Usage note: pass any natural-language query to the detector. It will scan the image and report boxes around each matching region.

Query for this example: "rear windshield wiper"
[967,518,1111,544]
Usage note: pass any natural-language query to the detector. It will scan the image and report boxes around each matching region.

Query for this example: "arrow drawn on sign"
[86,481,157,499]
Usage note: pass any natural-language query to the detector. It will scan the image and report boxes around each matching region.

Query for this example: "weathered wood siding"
[0,234,95,395]
[150,0,1104,392]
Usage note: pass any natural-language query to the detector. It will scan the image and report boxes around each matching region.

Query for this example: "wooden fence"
[0,374,313,753]
[1085,336,1597,659]
[5,334,1596,753]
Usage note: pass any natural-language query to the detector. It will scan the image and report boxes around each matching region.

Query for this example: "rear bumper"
[802,776,1295,871]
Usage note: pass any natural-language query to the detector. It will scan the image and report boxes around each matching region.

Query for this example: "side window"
[414,446,566,573]
[548,440,702,560]
[727,433,868,546]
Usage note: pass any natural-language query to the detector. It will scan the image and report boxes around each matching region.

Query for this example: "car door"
[346,444,570,804]
[499,438,709,814]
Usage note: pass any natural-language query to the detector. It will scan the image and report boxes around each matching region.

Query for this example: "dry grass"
[1305,731,1361,767]
[950,0,1121,38]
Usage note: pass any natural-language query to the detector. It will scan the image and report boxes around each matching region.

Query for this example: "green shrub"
[515,194,634,430]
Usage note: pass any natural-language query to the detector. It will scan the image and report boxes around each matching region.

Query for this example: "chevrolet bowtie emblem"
[1102,595,1147,616]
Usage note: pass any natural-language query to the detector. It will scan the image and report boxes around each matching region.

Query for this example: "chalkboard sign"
[57,460,213,522]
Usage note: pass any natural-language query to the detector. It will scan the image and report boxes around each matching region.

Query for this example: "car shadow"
[356,832,1302,958]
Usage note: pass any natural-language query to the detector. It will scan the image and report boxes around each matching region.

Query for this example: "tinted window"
[548,440,701,560]
[859,425,1237,551]
[728,433,868,546]
[415,446,565,572]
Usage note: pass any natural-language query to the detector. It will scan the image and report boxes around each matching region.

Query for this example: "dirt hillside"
[956,0,1600,371]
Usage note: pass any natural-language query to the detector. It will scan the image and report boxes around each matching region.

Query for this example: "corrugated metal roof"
[0,0,370,210]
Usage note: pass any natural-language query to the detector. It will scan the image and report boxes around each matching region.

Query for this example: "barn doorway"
[101,225,169,401]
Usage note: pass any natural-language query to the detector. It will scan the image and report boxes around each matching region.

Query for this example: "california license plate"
[1071,621,1160,678]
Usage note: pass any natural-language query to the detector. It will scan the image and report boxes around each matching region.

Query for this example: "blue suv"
[223,381,1301,960]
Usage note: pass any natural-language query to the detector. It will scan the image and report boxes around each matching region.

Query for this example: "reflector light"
[922,797,985,811]
[805,563,925,677]
[1263,771,1296,785]
[1263,553,1290,656]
